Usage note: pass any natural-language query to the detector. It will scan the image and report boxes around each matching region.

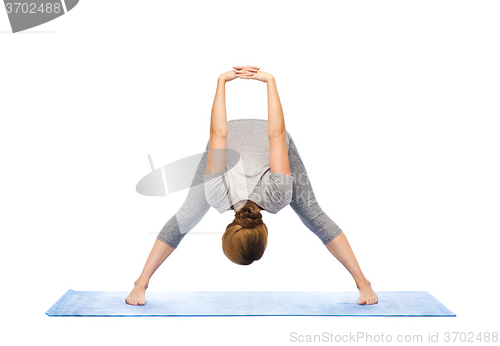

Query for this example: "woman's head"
[222,204,268,265]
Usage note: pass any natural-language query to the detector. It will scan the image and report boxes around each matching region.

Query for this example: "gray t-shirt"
[203,119,295,214]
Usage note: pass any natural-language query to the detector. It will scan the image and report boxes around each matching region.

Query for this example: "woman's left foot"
[357,280,378,305]
[125,279,148,306]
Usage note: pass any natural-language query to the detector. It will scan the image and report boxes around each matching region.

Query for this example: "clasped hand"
[220,66,273,83]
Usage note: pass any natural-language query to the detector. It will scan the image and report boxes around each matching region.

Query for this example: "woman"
[126,66,378,306]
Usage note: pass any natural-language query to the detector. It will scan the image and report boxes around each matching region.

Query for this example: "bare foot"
[357,280,378,305]
[125,279,148,306]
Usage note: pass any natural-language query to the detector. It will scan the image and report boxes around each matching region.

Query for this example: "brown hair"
[222,205,268,265]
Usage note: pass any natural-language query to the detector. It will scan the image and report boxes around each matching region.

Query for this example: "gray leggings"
[157,136,343,248]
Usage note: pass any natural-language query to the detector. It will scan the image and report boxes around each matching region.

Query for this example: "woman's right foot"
[357,280,378,305]
[125,280,148,305]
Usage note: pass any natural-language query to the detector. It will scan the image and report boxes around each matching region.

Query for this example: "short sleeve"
[262,171,295,214]
[203,168,231,213]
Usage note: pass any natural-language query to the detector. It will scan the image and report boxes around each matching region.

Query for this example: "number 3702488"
[5,2,62,14]
[444,332,498,343]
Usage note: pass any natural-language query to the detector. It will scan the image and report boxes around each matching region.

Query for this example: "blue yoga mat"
[46,290,455,317]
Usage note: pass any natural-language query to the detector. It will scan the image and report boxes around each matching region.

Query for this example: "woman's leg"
[126,239,175,305]
[287,137,378,305]
[126,143,212,305]
[324,233,378,305]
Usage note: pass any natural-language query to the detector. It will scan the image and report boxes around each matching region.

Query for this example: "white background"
[1,1,499,345]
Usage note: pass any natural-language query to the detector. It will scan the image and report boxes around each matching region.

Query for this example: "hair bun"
[235,205,263,228]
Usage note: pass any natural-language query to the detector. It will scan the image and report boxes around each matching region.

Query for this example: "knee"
[291,188,318,208]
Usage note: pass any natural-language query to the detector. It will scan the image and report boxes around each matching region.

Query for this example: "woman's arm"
[206,76,228,174]
[266,76,286,138]
[237,68,284,136]
[240,68,292,176]
[206,68,257,174]
[209,76,228,138]
[266,76,291,176]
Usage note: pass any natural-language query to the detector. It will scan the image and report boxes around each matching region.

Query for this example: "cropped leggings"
[157,135,343,248]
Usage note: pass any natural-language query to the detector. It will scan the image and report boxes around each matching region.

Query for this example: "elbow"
[210,129,227,138]
[268,128,286,139]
